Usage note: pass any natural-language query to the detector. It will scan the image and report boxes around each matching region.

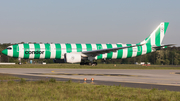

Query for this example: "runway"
[1,68,180,91]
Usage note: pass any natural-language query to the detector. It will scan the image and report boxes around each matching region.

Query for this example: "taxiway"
[0,68,180,91]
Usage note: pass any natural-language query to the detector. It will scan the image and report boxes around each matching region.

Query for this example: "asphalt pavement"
[1,68,180,91]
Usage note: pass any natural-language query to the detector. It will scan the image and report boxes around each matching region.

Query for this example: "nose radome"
[2,49,7,55]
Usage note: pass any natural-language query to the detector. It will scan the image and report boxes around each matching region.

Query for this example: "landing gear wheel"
[92,62,97,66]
[80,62,84,65]
[84,62,88,65]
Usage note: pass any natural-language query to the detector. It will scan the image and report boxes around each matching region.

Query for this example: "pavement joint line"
[40,73,143,77]
[137,77,180,81]
[2,73,81,80]
[2,73,180,87]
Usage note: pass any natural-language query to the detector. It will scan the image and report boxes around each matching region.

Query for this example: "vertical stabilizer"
[140,22,169,46]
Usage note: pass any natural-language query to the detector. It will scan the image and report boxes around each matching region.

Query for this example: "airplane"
[2,22,174,65]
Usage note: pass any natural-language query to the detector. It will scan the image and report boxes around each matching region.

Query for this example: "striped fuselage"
[5,43,153,60]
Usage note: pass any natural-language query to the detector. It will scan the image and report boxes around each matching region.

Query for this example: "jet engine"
[64,53,81,63]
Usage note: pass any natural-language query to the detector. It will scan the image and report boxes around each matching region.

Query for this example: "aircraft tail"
[140,22,169,46]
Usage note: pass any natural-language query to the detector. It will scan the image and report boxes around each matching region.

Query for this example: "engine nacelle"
[64,53,81,63]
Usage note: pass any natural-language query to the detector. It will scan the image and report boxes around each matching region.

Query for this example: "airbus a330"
[2,22,174,65]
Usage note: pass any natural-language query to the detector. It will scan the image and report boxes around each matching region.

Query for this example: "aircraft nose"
[2,49,7,55]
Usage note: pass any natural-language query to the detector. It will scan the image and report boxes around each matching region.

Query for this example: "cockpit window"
[6,47,12,50]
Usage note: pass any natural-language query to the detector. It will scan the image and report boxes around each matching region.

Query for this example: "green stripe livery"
[23,44,30,59]
[45,44,51,59]
[13,44,19,58]
[146,39,152,54]
[34,44,40,59]
[164,22,169,34]
[106,44,113,59]
[155,28,161,46]
[116,44,123,59]
[136,43,142,57]
[86,44,92,51]
[66,44,72,53]
[55,44,61,59]
[126,44,133,58]
[76,44,82,52]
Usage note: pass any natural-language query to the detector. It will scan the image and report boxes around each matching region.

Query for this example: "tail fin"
[140,22,169,46]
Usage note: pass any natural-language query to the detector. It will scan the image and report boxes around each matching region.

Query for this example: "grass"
[0,64,180,69]
[0,79,180,101]
[0,74,20,80]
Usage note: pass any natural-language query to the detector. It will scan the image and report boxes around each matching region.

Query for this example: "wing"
[82,44,144,57]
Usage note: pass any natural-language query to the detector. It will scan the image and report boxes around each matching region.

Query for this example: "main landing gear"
[80,62,97,66]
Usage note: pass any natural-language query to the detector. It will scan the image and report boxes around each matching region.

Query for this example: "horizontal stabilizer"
[152,44,175,49]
